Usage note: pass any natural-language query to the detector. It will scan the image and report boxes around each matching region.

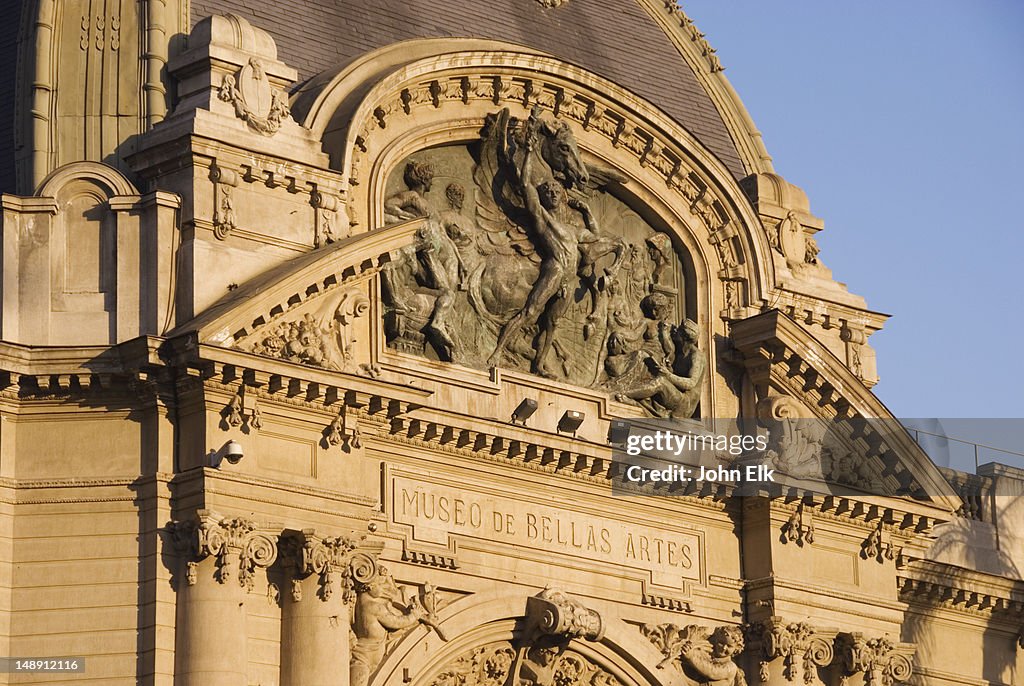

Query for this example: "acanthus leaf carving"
[279,529,364,603]
[168,510,278,590]
[836,632,914,686]
[750,616,835,684]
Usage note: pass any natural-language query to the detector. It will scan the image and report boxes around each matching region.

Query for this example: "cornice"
[731,310,961,516]
[898,560,1024,622]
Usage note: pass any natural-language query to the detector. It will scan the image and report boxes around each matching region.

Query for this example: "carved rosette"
[170,510,278,591]
[751,617,835,684]
[642,623,747,686]
[836,633,914,686]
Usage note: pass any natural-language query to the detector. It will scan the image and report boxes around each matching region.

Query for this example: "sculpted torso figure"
[350,574,427,686]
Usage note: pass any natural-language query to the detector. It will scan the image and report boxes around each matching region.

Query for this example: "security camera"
[223,440,244,464]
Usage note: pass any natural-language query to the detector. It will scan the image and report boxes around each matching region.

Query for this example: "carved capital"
[836,632,914,686]
[169,510,278,591]
[279,529,365,603]
[750,616,835,683]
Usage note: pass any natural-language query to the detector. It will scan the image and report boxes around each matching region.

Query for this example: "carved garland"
[347,71,755,319]
[218,57,292,136]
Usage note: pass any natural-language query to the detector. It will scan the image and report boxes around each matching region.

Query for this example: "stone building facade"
[0,1,1021,685]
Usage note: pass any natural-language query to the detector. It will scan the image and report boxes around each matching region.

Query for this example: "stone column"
[279,529,376,686]
[171,510,278,686]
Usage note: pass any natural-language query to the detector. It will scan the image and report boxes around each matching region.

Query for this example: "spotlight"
[607,420,630,444]
[557,410,585,435]
[511,398,539,425]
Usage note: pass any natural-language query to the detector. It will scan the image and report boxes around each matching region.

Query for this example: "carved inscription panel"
[389,472,703,587]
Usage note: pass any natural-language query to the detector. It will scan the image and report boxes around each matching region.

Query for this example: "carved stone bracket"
[750,616,835,684]
[780,502,814,547]
[835,632,914,686]
[861,520,895,564]
[210,163,240,240]
[311,189,344,246]
[223,384,262,431]
[325,404,362,451]
[218,57,292,136]
[642,623,747,686]
[169,510,278,591]
[505,589,607,686]
[527,587,604,642]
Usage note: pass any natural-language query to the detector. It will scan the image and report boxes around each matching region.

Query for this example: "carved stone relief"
[424,589,611,686]
[426,641,617,686]
[642,623,747,686]
[239,285,373,374]
[757,396,827,480]
[351,565,448,686]
[218,57,292,135]
[380,108,705,418]
[749,616,835,684]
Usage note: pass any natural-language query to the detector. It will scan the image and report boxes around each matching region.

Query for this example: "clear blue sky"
[685,1,1024,422]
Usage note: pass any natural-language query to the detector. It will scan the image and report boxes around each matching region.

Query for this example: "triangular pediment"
[171,218,424,351]
[731,310,960,514]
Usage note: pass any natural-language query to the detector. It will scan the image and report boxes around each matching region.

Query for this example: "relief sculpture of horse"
[468,107,626,379]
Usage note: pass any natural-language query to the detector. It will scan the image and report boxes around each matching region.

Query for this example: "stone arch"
[371,591,675,686]
[300,46,775,321]
[36,160,139,198]
[293,45,784,419]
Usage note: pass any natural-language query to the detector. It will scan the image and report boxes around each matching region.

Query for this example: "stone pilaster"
[170,510,278,686]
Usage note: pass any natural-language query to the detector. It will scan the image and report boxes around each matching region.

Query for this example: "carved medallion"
[218,57,292,135]
[380,108,705,418]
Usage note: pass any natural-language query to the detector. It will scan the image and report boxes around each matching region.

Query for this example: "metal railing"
[905,426,1024,473]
